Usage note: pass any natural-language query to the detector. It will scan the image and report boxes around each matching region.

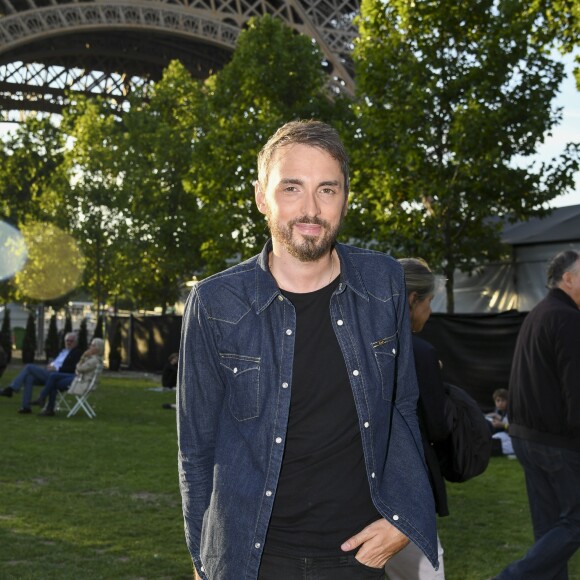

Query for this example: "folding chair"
[57,369,101,418]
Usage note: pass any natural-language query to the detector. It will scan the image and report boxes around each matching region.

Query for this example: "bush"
[59,312,72,350]
[108,320,123,371]
[77,318,88,352]
[1,307,12,364]
[92,314,104,340]
[21,312,37,364]
[45,314,59,361]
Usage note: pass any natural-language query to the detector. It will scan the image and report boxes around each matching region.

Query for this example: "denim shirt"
[177,241,438,580]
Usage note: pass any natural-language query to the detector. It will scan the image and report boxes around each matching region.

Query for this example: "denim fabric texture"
[39,371,76,411]
[497,437,580,580]
[177,241,438,580]
[10,364,52,408]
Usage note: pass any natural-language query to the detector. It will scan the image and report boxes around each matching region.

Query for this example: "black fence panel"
[129,315,182,373]
[418,311,527,410]
[109,311,527,404]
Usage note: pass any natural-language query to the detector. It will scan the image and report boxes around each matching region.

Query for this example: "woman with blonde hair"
[34,337,104,416]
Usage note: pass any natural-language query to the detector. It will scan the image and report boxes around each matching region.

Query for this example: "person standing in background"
[494,250,580,580]
[385,258,450,580]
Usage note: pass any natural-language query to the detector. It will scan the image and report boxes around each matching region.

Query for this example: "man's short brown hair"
[257,120,349,194]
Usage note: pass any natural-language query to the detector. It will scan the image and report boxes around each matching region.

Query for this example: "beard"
[267,211,345,262]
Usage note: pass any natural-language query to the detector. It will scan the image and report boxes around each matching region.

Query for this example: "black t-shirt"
[264,277,380,557]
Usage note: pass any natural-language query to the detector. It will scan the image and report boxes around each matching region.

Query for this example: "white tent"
[432,204,580,313]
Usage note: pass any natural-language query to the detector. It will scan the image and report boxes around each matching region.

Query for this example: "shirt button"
[255,543,261,549]
[200,567,205,572]
[353,369,360,376]
[286,329,292,335]
[282,382,289,389]
[266,490,272,497]
[233,367,238,374]
[371,472,376,478]
[277,295,284,301]
[337,319,344,326]
[393,514,399,521]
[364,421,370,428]
[392,348,396,355]
[275,437,282,444]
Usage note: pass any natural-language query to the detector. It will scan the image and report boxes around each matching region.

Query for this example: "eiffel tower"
[0,0,359,121]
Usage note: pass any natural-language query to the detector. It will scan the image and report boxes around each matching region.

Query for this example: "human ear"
[255,181,267,215]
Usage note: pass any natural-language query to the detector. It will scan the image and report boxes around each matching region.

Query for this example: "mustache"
[288,216,330,228]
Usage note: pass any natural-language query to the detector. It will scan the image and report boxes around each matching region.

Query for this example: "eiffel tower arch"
[0,0,359,120]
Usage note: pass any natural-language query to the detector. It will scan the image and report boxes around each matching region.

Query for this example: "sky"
[536,53,580,208]
[1,54,579,209]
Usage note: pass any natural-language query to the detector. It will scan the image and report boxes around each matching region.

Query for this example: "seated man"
[0,332,82,414]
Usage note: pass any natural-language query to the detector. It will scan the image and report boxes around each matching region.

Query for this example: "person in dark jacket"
[162,352,178,389]
[385,258,451,580]
[0,332,82,414]
[495,249,580,580]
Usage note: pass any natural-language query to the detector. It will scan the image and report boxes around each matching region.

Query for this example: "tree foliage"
[55,98,132,310]
[187,14,352,272]
[533,0,580,85]
[117,61,207,309]
[0,117,65,226]
[2,9,577,315]
[353,0,580,311]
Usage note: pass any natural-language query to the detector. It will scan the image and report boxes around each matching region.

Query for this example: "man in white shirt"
[0,332,82,413]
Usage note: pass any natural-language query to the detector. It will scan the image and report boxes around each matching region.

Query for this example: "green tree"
[534,0,580,85]
[45,314,59,361]
[188,15,352,274]
[0,118,67,305]
[118,61,207,310]
[21,311,37,364]
[108,319,123,371]
[78,317,88,352]
[92,314,104,340]
[353,0,580,312]
[1,307,12,364]
[56,97,131,311]
[60,312,72,350]
[0,117,65,225]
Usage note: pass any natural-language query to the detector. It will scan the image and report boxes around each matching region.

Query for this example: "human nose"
[301,189,320,217]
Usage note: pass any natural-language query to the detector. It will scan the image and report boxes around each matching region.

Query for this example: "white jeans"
[384,533,445,580]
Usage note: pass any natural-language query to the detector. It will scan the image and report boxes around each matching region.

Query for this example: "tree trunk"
[445,265,455,314]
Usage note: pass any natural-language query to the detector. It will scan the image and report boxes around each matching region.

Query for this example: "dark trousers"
[497,437,580,580]
[258,552,385,580]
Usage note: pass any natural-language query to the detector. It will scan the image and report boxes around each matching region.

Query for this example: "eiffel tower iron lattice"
[0,0,359,120]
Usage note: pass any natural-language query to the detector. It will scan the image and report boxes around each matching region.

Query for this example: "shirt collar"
[254,240,369,313]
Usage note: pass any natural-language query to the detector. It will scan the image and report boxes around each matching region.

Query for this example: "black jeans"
[258,552,385,580]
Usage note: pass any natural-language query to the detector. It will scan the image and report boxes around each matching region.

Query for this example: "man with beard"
[177,120,437,580]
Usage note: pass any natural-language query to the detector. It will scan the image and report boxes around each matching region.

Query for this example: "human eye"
[319,187,337,196]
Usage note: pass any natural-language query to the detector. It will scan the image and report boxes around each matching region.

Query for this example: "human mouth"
[294,222,323,236]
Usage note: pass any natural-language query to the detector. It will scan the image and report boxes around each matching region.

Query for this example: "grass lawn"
[1,362,578,579]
